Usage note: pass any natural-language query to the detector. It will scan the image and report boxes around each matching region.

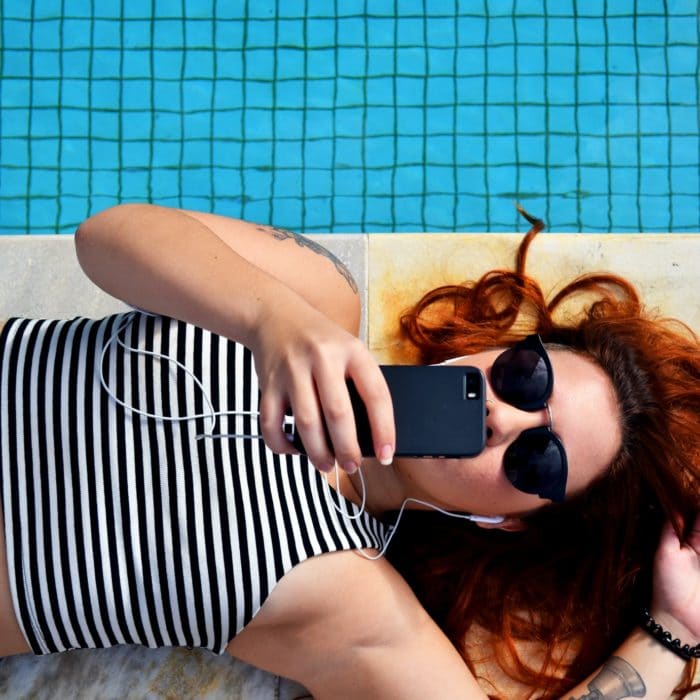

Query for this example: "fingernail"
[317,462,334,473]
[378,445,394,466]
[342,461,358,475]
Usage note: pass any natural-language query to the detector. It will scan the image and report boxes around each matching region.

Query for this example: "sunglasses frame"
[492,334,568,503]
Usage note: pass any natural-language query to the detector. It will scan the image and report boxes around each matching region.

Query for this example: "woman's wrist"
[642,608,700,661]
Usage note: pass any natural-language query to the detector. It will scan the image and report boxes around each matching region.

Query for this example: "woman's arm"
[75,204,395,471]
[564,515,700,699]
[226,551,488,699]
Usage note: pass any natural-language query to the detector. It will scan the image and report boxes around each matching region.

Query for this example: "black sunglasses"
[489,334,568,503]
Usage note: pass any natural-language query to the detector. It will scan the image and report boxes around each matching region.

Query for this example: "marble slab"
[368,233,700,362]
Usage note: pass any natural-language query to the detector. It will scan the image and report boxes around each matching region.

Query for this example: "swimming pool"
[1,0,698,234]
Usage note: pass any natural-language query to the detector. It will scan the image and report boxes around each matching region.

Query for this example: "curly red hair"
[388,210,700,698]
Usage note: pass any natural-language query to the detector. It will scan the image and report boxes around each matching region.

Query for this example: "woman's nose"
[485,397,548,445]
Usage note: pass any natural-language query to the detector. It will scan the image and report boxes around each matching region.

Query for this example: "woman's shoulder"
[226,548,430,670]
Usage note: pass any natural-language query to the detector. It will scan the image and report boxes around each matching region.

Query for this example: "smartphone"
[283,365,486,458]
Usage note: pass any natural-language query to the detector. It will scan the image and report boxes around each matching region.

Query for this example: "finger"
[286,379,335,473]
[259,387,298,455]
[314,362,361,474]
[347,356,396,465]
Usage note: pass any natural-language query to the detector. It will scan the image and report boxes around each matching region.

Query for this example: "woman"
[0,204,698,698]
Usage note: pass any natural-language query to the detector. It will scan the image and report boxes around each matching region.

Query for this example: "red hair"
[388,209,700,698]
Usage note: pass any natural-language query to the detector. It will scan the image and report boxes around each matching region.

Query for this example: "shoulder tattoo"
[256,225,359,295]
[568,656,646,699]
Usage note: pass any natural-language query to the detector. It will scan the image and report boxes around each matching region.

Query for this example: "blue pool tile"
[365,168,393,195]
[91,138,119,165]
[397,135,425,165]
[119,141,146,168]
[245,19,275,50]
[517,135,546,164]
[29,196,58,228]
[426,17,457,47]
[425,164,453,187]
[609,137,638,167]
[640,167,670,196]
[60,134,89,167]
[367,47,395,76]
[487,165,516,196]
[397,16,424,45]
[668,76,697,106]
[456,195,487,231]
[303,169,332,198]
[213,81,243,110]
[671,136,699,166]
[427,106,455,134]
[456,165,485,194]
[425,194,456,229]
[639,135,669,165]
[669,106,697,133]
[364,197,392,228]
[270,110,301,140]
[548,135,577,167]
[547,45,576,74]
[364,107,393,135]
[306,48,336,79]
[275,79,307,108]
[547,75,577,105]
[335,107,363,137]
[1,199,26,229]
[336,16,366,45]
[670,168,697,196]
[335,168,365,196]
[518,168,548,201]
[605,16,635,46]
[578,105,608,135]
[487,104,514,132]
[274,140,303,169]
[365,136,396,167]
[486,134,516,163]
[243,169,273,196]
[337,48,367,79]
[305,110,335,139]
[456,135,485,167]
[515,74,546,102]
[61,168,89,196]
[243,109,272,139]
[547,105,575,133]
[456,47,485,76]
[91,169,120,196]
[517,105,546,133]
[579,194,611,231]
[305,17,338,48]
[185,19,214,46]
[303,198,332,229]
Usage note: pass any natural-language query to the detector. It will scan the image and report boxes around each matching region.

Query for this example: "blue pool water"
[0,0,698,234]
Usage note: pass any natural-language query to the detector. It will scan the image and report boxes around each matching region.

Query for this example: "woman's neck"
[330,458,408,518]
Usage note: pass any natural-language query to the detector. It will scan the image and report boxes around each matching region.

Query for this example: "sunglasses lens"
[491,344,551,410]
[504,428,567,502]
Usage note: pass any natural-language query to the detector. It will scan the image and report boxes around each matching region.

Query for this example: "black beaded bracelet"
[639,609,700,661]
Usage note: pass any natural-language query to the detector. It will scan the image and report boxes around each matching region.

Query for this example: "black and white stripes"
[0,313,386,655]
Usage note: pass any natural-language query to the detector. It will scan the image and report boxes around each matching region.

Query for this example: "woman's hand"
[249,296,395,474]
[650,512,700,645]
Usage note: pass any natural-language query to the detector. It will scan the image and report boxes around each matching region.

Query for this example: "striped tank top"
[0,312,386,655]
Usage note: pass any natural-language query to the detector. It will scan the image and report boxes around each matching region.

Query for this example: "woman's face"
[393,347,623,517]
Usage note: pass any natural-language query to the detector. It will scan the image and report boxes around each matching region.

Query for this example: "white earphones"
[100,311,505,560]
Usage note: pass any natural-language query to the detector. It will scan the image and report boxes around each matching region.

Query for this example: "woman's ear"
[474,516,526,532]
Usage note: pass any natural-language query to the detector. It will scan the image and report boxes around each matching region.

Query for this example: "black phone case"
[283,365,486,458]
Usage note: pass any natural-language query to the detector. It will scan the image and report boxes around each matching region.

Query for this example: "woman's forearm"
[564,623,689,699]
[75,204,307,348]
